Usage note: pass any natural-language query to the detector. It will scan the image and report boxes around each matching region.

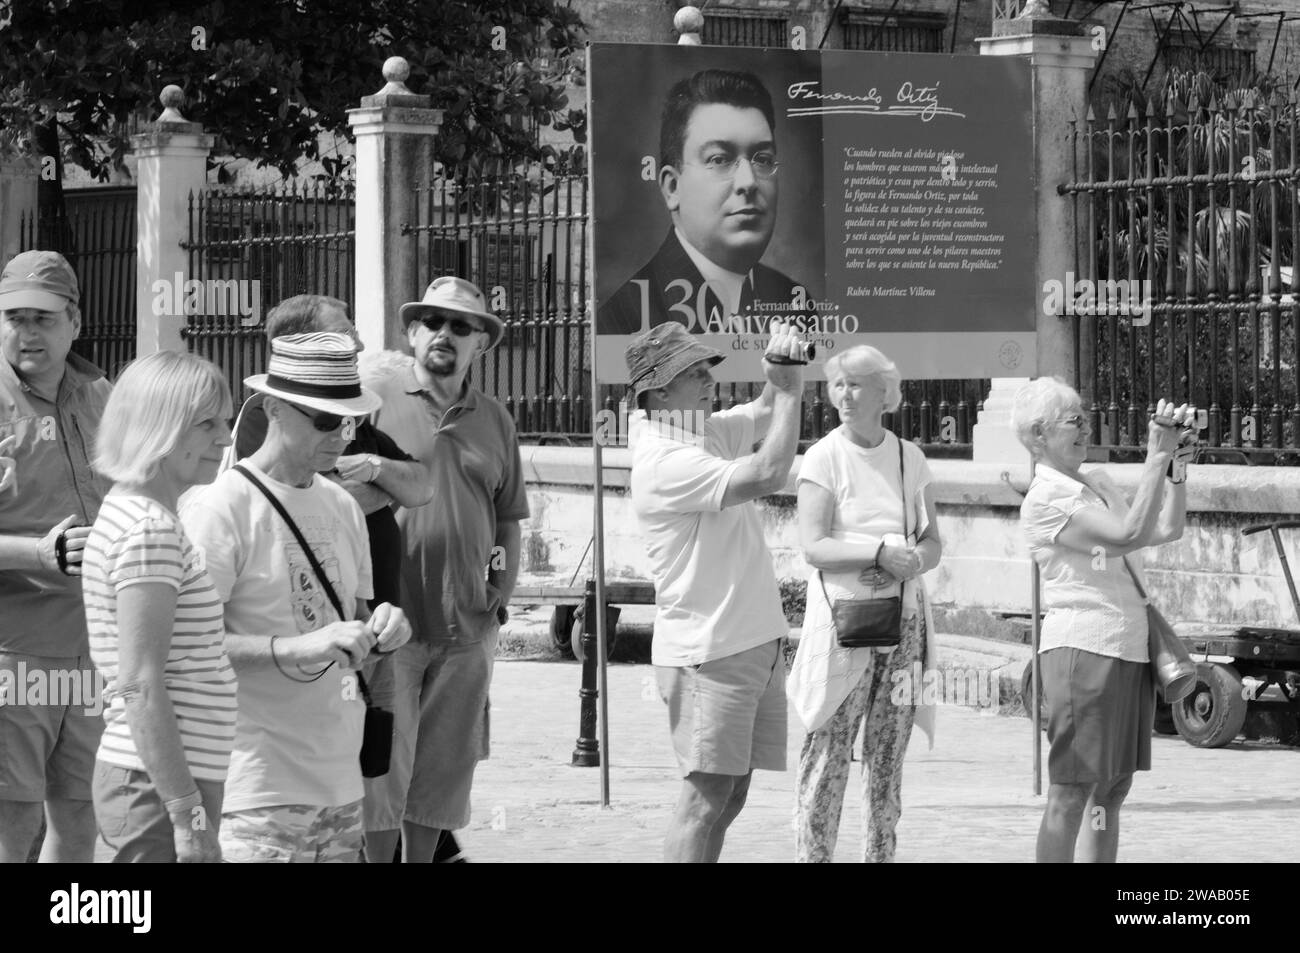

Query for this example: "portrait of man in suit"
[598,68,816,335]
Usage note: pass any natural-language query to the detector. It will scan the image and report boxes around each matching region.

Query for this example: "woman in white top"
[1012,377,1194,863]
[84,351,237,863]
[789,345,942,862]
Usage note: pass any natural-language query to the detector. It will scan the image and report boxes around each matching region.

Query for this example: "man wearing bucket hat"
[360,276,527,864]
[627,318,805,862]
[180,332,412,862]
[0,250,111,863]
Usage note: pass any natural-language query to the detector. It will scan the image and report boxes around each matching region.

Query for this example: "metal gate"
[19,187,137,378]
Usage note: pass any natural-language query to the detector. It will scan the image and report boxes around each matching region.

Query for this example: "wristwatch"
[365,454,383,483]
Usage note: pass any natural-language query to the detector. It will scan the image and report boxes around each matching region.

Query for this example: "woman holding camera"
[1012,377,1194,863]
[789,345,943,862]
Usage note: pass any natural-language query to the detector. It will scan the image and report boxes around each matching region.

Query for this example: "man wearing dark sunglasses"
[360,276,528,864]
[180,332,413,863]
[222,295,434,614]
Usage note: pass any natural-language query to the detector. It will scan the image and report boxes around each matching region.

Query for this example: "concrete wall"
[519,444,1300,632]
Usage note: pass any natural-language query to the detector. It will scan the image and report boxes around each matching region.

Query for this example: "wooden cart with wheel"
[512,580,656,662]
[1154,520,1300,748]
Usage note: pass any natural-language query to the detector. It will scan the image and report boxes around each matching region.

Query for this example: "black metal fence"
[1060,93,1300,465]
[19,187,137,378]
[180,181,355,401]
[407,163,985,452]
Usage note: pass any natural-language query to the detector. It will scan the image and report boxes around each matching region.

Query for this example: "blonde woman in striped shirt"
[83,351,237,862]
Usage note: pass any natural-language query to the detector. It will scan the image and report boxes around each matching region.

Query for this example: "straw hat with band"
[244,331,382,417]
[399,276,506,349]
[624,322,725,396]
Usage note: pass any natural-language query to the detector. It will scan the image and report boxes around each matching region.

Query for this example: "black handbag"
[818,436,907,649]
[234,465,394,779]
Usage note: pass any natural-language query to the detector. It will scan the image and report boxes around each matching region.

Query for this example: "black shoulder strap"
[234,464,346,623]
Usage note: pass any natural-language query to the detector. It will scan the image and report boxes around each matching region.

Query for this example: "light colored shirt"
[84,496,237,783]
[629,401,788,667]
[1021,463,1150,662]
[787,428,938,741]
[361,354,528,645]
[180,462,373,812]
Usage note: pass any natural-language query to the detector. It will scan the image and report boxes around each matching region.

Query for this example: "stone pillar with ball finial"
[970,4,1098,463]
[130,85,216,356]
[675,6,704,44]
[346,56,443,353]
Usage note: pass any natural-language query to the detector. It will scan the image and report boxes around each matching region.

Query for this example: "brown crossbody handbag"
[817,436,907,648]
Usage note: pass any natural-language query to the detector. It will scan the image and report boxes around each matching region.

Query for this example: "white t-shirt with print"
[629,401,788,667]
[180,462,374,813]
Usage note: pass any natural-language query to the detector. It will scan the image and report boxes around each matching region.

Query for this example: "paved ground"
[85,614,1299,863]
[452,657,1299,863]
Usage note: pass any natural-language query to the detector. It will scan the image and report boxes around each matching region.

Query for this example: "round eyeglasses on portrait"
[684,151,779,180]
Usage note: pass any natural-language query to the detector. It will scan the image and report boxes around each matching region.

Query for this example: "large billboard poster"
[589,42,1036,383]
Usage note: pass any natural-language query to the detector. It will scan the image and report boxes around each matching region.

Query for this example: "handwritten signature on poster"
[786,81,966,122]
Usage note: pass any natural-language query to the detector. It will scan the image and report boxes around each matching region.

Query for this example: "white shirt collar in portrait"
[675,227,748,319]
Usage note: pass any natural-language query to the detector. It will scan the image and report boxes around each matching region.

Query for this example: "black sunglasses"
[419,314,479,337]
[286,401,351,433]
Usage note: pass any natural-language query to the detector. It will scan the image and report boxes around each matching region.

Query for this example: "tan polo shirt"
[362,355,529,644]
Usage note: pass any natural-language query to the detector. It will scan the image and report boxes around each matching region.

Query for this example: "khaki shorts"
[362,635,495,833]
[0,652,103,802]
[655,639,788,778]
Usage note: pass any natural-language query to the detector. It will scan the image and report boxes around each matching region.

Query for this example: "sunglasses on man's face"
[286,401,352,433]
[419,315,479,337]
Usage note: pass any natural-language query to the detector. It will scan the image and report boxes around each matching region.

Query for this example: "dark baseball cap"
[625,322,724,396]
[0,250,80,313]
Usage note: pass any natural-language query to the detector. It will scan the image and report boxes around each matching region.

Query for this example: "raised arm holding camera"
[627,318,805,862]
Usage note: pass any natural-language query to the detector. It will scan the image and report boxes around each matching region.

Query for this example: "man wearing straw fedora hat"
[181,332,412,862]
[360,276,528,864]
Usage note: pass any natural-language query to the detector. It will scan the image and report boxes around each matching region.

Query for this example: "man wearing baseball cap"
[360,276,528,864]
[627,318,805,862]
[180,332,412,862]
[0,250,111,863]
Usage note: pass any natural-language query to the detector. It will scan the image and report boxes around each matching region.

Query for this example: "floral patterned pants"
[794,609,926,863]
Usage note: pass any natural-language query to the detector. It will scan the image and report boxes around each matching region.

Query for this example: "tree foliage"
[0,0,587,182]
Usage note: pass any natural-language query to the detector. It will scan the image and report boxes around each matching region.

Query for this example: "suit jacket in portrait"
[598,230,816,335]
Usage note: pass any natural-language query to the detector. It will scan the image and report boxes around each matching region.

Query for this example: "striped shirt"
[84,495,238,782]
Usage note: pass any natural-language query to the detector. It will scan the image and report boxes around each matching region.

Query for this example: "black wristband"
[55,531,71,575]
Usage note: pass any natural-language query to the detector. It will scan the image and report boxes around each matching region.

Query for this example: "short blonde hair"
[95,351,232,484]
[1010,377,1081,455]
[824,345,902,413]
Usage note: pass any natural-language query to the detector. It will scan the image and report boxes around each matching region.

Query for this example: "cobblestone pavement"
[453,659,1299,863]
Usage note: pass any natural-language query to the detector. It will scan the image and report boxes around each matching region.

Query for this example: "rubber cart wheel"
[1171,662,1248,748]
[570,604,620,663]
[1152,700,1177,735]
[1020,660,1047,728]
[549,605,577,656]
